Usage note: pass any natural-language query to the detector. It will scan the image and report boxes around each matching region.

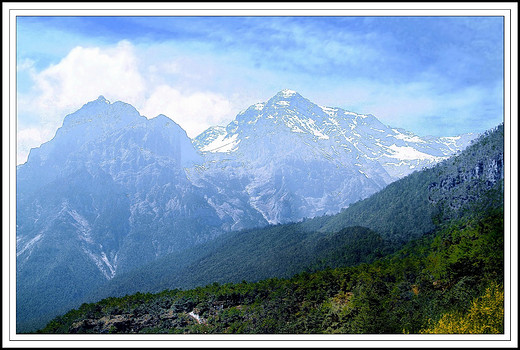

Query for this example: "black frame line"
[7,6,514,345]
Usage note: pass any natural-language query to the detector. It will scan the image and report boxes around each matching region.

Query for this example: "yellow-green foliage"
[420,283,504,334]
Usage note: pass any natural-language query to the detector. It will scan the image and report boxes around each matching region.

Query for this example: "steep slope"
[16,92,478,332]
[38,206,504,334]
[16,98,226,332]
[191,89,475,224]
[88,124,503,303]
[317,124,504,241]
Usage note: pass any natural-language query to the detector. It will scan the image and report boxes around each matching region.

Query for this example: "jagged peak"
[59,96,144,134]
[194,125,227,140]
[273,89,301,99]
[78,95,110,110]
[150,114,187,133]
[202,125,226,132]
[265,89,309,109]
[153,113,172,122]
[96,95,110,104]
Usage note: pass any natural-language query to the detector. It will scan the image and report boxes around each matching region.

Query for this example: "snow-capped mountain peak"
[16,91,482,333]
[192,125,229,153]
[188,90,477,225]
[276,88,299,99]
[96,95,110,104]
[193,89,476,189]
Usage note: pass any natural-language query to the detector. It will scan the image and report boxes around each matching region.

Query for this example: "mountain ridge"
[86,124,503,303]
[16,90,479,332]
[36,124,505,335]
[190,89,476,224]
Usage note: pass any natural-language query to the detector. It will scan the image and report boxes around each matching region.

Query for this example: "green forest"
[39,207,503,334]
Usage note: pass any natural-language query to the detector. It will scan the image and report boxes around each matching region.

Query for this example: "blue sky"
[16,15,504,163]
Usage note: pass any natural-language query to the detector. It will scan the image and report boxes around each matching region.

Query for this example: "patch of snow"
[383,160,408,167]
[280,89,297,98]
[392,129,426,143]
[439,135,464,150]
[320,106,337,117]
[17,233,43,257]
[440,135,461,142]
[253,103,265,111]
[81,247,116,280]
[358,169,369,178]
[69,209,93,243]
[300,118,329,139]
[100,251,117,278]
[200,133,239,153]
[387,144,440,161]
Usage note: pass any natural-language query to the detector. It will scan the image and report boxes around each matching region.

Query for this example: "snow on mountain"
[199,132,239,153]
[192,89,476,223]
[17,91,476,281]
[16,91,477,332]
[191,125,227,152]
[16,97,228,313]
[194,90,473,169]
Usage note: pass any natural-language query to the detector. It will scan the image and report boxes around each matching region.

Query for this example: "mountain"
[38,209,504,334]
[16,91,476,332]
[16,97,227,331]
[191,89,475,224]
[37,126,505,335]
[86,124,504,306]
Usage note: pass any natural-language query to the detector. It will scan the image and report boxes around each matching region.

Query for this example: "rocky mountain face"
[16,97,226,331]
[17,97,222,275]
[428,126,504,213]
[16,91,476,332]
[37,123,505,336]
[191,89,475,224]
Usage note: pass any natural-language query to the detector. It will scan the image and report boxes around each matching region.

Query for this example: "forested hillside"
[39,207,504,334]
[85,225,400,301]
[16,93,478,334]
[82,125,504,303]
[312,124,504,240]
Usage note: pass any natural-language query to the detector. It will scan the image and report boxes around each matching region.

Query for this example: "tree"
[420,283,504,334]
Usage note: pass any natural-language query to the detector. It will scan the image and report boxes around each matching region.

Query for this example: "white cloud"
[140,85,234,137]
[17,58,36,72]
[20,41,146,127]
[17,41,150,164]
[40,41,144,106]
[16,40,240,163]
[16,127,55,164]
